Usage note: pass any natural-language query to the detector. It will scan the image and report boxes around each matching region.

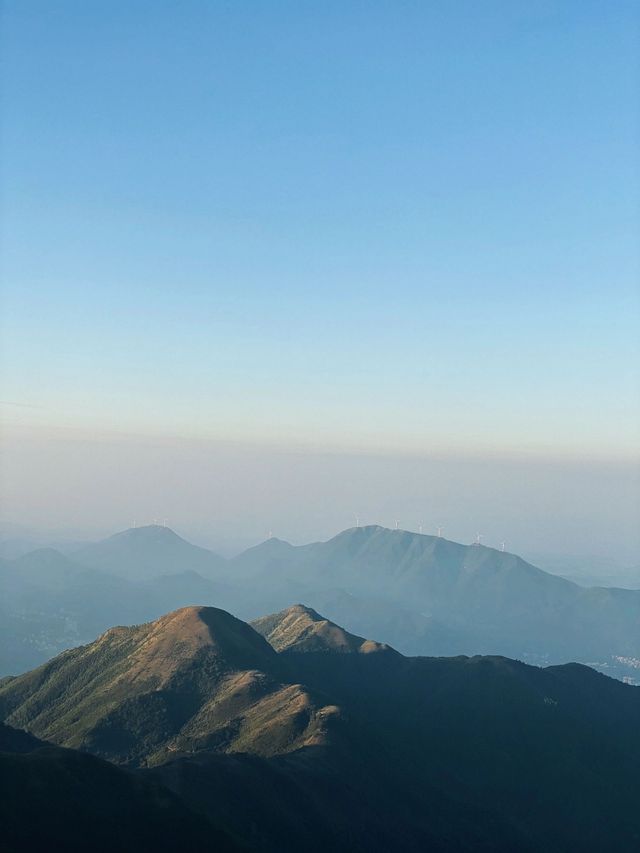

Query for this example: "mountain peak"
[13,546,69,563]
[107,524,186,543]
[116,605,276,682]
[75,525,224,582]
[329,524,440,546]
[0,604,339,766]
[252,603,394,655]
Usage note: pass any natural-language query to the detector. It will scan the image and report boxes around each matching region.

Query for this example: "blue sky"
[1,0,639,461]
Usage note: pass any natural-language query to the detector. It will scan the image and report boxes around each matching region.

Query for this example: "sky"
[1,1,639,560]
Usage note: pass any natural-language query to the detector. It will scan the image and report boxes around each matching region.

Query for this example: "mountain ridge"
[0,605,340,767]
[252,603,396,655]
[4,603,640,851]
[4,523,640,682]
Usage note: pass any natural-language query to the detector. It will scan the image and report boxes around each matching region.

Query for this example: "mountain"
[231,525,640,667]
[0,606,338,767]
[0,723,238,853]
[269,588,480,656]
[525,550,640,589]
[0,544,230,676]
[4,604,640,851]
[0,549,91,674]
[251,604,394,654]
[74,524,225,581]
[3,547,84,589]
[3,524,640,683]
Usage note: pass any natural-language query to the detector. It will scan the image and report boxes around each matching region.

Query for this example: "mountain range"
[2,603,640,851]
[2,524,639,682]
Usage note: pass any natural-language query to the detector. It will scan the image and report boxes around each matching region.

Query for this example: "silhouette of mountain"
[231,525,640,665]
[75,524,226,581]
[0,543,230,675]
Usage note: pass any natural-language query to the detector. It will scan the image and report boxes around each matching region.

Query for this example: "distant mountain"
[0,530,89,560]
[0,606,338,767]
[252,604,394,655]
[0,549,92,674]
[4,604,640,851]
[0,723,238,853]
[5,547,84,588]
[524,550,640,589]
[231,525,640,666]
[74,524,225,581]
[3,524,640,683]
[0,543,230,675]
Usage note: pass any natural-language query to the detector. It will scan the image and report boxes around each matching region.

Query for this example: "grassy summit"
[252,604,394,654]
[0,606,339,766]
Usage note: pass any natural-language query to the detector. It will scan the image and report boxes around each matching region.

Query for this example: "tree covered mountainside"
[2,604,640,852]
[2,524,639,681]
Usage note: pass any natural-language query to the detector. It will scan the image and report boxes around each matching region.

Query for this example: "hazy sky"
[2,427,639,565]
[1,2,639,559]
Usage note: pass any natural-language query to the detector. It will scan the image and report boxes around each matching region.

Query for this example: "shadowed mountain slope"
[0,723,239,853]
[149,742,531,853]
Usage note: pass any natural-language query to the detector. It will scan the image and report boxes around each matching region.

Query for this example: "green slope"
[0,606,338,767]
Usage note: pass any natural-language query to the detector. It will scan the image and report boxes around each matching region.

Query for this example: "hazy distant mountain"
[4,605,640,851]
[232,525,640,665]
[4,547,84,588]
[525,550,640,589]
[0,527,89,560]
[3,523,640,683]
[74,524,226,581]
[0,550,91,674]
[0,543,228,675]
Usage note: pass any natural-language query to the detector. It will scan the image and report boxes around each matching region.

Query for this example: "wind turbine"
[500,541,506,552]
[475,532,483,545]
[395,520,399,530]
[437,526,443,538]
